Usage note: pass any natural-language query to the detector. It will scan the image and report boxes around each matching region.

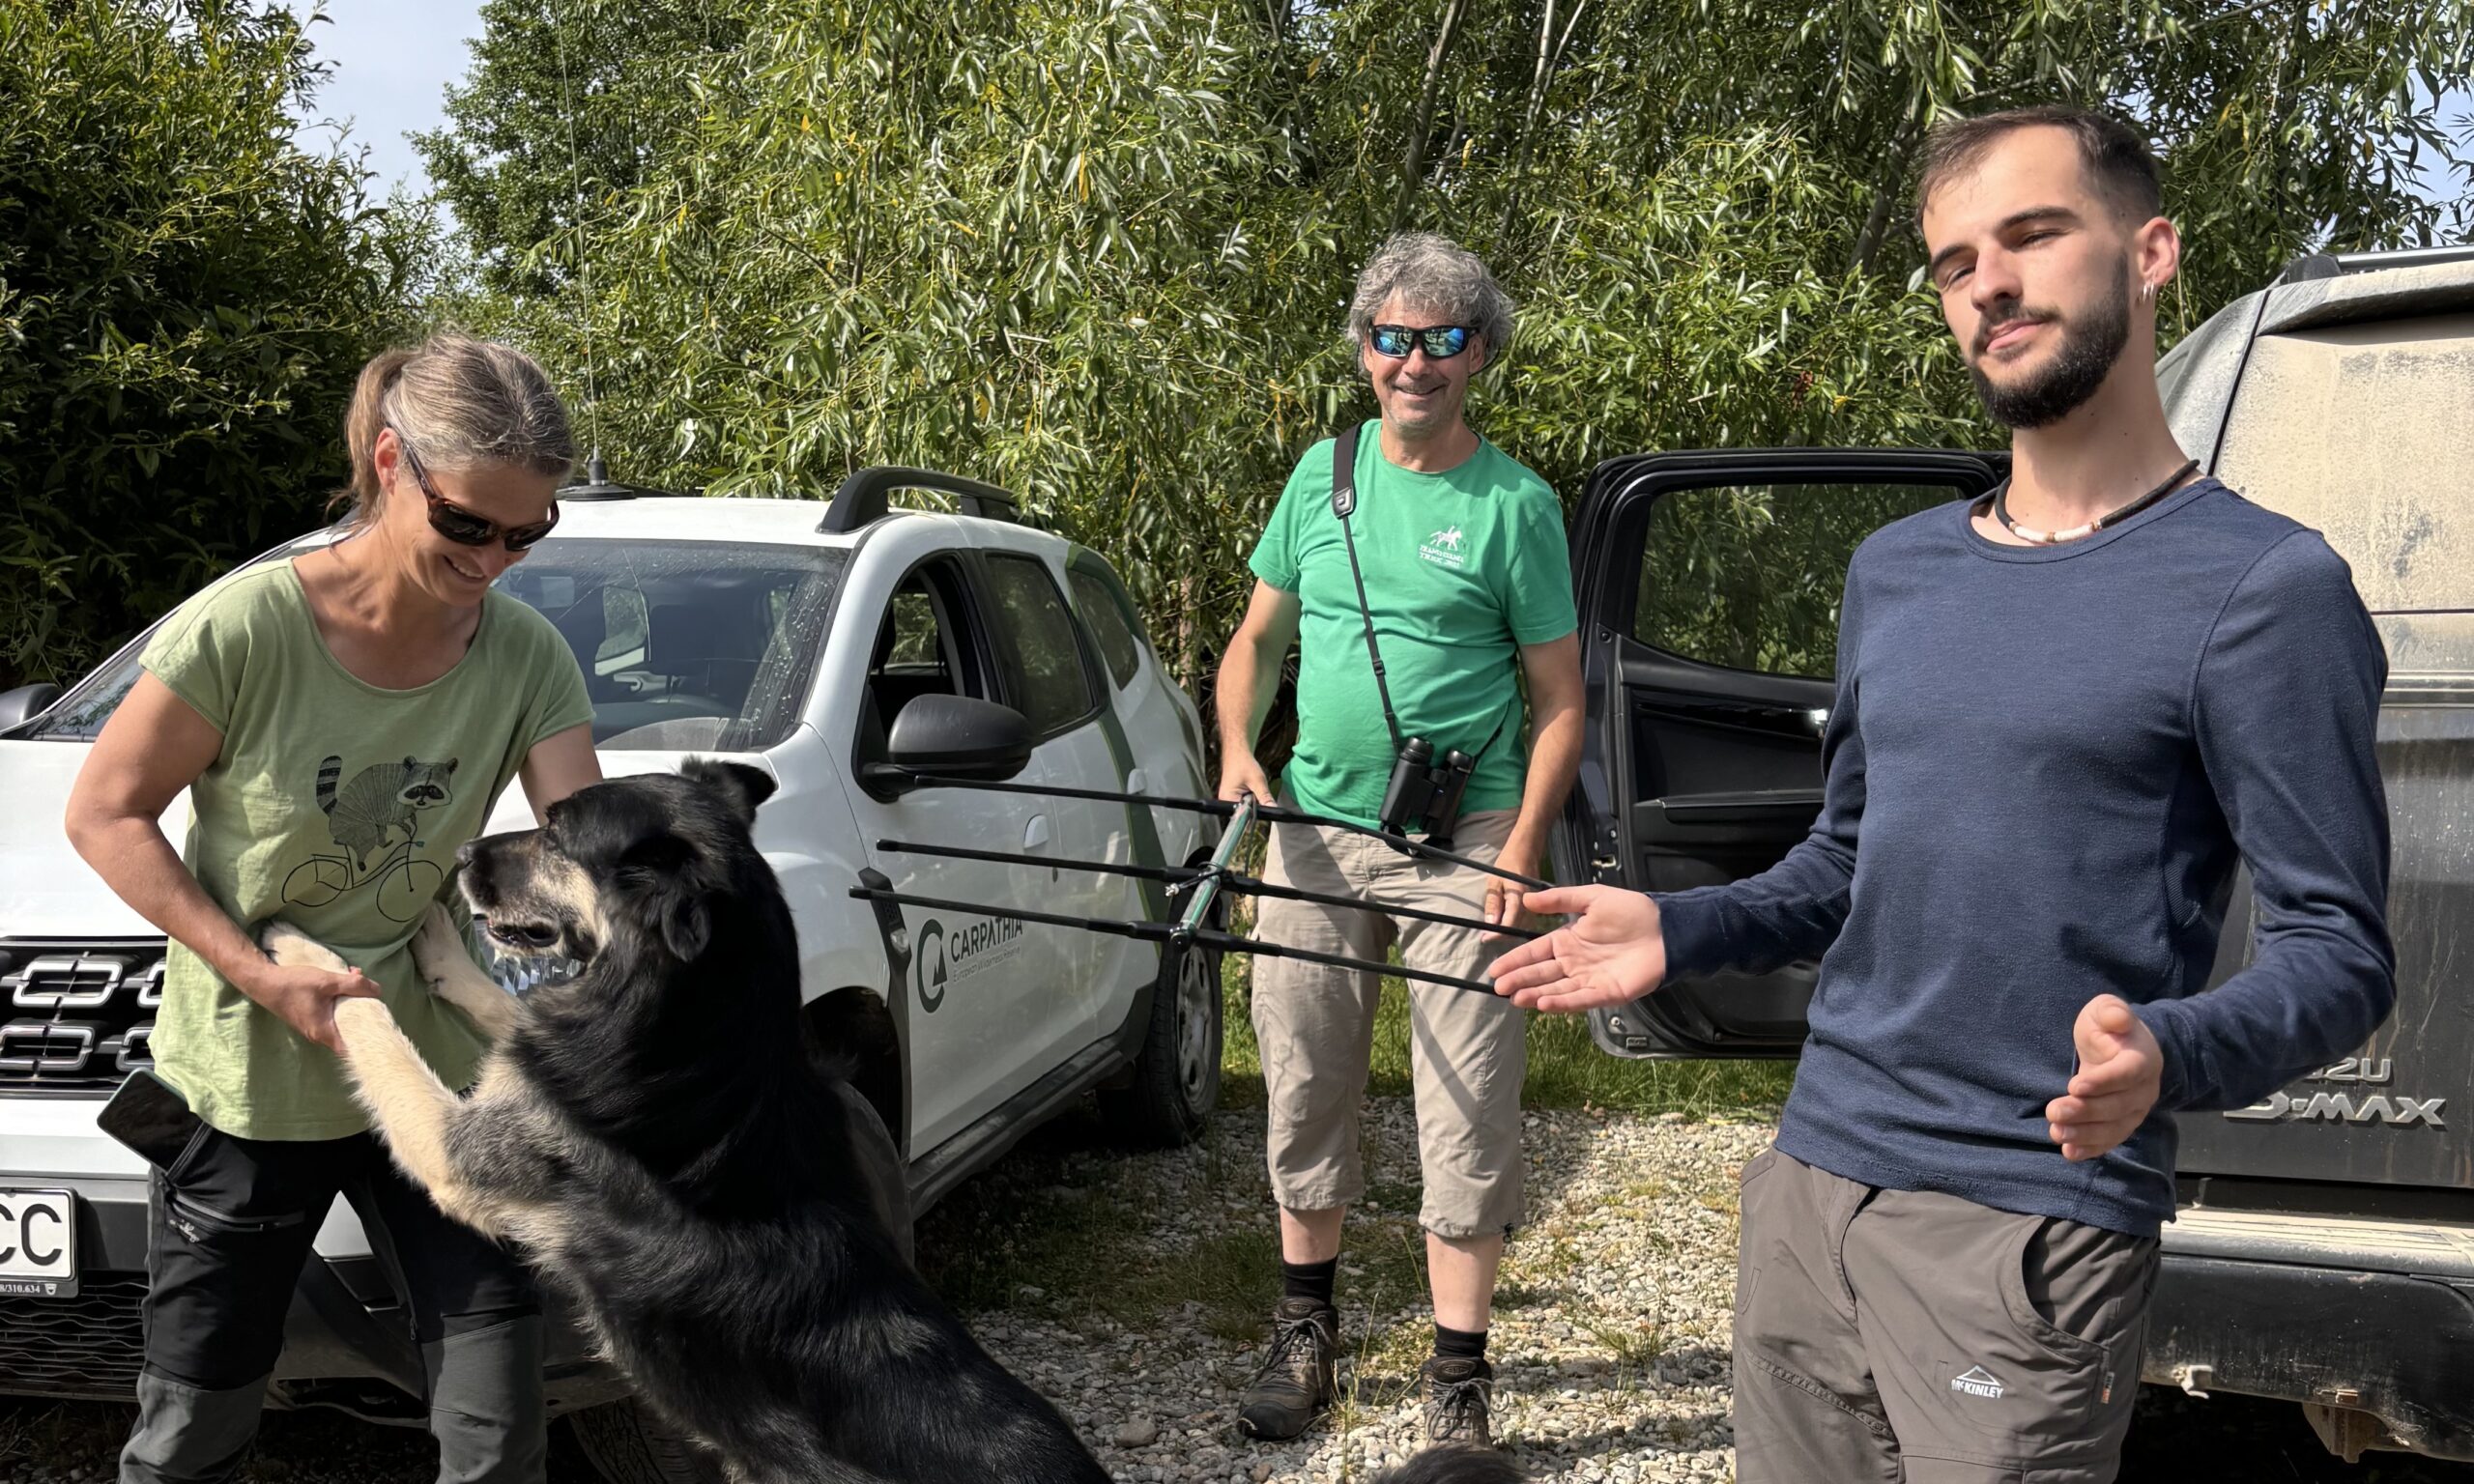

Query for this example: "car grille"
[0,1272,146,1397]
[1,940,164,1093]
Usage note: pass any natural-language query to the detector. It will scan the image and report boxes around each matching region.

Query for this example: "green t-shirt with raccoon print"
[138,558,595,1140]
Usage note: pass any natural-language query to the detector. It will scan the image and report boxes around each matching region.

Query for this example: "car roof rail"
[2274,244,2474,284]
[820,466,1021,533]
[558,452,698,501]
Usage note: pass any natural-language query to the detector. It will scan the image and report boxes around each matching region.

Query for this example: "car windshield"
[13,537,848,754]
[498,538,847,752]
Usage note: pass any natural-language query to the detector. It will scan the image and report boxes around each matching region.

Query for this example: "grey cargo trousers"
[1733,1147,2160,1483]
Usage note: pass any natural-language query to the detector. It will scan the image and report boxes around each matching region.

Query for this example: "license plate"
[0,1189,77,1298]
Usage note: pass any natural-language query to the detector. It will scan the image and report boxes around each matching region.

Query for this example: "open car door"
[1561,449,2005,1058]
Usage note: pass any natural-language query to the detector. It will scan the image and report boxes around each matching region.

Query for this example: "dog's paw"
[331,996,393,1037]
[260,921,350,975]
[411,902,475,994]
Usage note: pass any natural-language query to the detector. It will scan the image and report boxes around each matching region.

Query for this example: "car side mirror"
[0,683,63,730]
[865,695,1032,795]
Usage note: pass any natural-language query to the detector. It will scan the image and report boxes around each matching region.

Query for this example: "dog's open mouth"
[478,917,586,996]
[486,918,562,954]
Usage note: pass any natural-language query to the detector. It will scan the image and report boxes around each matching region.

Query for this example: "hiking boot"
[1236,1298,1338,1441]
[1422,1354,1495,1447]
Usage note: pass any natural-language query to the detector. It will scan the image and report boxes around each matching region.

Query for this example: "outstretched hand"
[1482,885,1667,1013]
[2046,994,2166,1162]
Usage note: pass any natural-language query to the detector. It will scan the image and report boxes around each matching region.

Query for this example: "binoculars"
[1377,736,1479,851]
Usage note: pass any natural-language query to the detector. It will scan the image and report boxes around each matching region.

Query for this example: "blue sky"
[302,4,2466,214]
[288,1,488,198]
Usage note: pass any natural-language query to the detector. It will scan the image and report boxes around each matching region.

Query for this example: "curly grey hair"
[1346,232,1515,359]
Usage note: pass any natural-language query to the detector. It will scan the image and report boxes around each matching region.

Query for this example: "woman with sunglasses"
[67,333,599,1484]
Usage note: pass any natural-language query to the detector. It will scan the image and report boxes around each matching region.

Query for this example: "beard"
[1967,271,2131,429]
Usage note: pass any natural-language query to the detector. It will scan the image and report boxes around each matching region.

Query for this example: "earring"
[2141,281,2158,302]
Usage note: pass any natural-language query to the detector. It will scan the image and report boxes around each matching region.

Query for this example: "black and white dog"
[268,761,1516,1483]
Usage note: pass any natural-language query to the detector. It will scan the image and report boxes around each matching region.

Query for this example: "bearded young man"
[1485,107,2395,1481]
[1215,233,1584,1448]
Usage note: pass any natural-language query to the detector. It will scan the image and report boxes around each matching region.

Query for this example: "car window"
[14,536,847,754]
[881,590,951,671]
[11,541,312,742]
[594,585,650,675]
[859,557,996,763]
[2214,311,2474,613]
[1068,566,1142,689]
[981,553,1098,735]
[496,539,848,752]
[1635,483,1956,678]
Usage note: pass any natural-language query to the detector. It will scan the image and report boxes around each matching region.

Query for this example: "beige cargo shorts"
[1248,807,1526,1241]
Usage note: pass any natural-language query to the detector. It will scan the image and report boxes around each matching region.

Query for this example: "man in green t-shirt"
[1215,232,1583,1448]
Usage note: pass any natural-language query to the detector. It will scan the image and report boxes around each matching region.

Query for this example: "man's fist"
[1482,885,1667,1013]
[1218,750,1276,807]
[2047,994,2166,1162]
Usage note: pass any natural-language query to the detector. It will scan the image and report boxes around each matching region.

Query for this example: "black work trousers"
[119,1126,545,1484]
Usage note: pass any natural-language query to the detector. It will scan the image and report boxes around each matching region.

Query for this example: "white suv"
[0,467,1221,1480]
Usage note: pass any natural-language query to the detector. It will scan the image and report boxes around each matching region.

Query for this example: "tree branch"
[1389,0,1474,236]
[1498,0,1590,242]
[1847,111,1921,276]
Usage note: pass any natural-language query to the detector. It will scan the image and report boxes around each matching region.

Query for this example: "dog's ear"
[660,889,713,961]
[620,835,713,960]
[680,758,777,828]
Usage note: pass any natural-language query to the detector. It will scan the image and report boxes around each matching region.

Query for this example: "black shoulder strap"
[1329,423,1402,752]
[1330,421,1361,519]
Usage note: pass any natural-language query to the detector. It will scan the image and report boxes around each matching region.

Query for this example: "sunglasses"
[1368,324,1476,359]
[394,430,561,552]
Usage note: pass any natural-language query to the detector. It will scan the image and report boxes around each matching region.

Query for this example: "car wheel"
[1097,936,1223,1148]
[563,1396,728,1484]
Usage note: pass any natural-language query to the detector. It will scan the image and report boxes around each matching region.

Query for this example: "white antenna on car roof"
[547,3,603,475]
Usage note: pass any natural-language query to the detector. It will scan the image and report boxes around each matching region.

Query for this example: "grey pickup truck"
[1556,244,2474,1465]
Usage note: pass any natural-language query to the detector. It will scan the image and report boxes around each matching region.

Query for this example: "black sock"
[1433,1323,1487,1361]
[1280,1257,1338,1309]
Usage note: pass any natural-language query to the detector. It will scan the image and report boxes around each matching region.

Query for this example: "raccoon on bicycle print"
[281,754,461,924]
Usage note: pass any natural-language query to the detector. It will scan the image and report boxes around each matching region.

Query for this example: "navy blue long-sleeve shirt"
[1654,478,2395,1236]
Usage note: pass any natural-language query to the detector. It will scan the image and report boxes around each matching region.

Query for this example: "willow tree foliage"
[429,0,2474,686]
[0,1,425,689]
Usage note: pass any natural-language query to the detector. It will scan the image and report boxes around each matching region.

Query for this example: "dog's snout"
[456,838,503,906]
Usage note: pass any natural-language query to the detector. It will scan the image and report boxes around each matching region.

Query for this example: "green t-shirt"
[1248,422,1577,828]
[139,559,595,1140]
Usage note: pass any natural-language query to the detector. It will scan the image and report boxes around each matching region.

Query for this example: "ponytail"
[331,334,575,530]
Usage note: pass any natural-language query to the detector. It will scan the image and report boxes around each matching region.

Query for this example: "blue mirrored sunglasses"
[1369,324,1474,359]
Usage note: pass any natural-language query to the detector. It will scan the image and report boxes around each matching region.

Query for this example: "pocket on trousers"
[163,1187,305,1240]
[1732,1149,1783,1327]
[160,1120,216,1184]
[1998,1217,2107,1362]
[1903,1458,2023,1484]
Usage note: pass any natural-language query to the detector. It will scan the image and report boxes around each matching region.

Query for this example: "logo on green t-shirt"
[1421,525,1469,568]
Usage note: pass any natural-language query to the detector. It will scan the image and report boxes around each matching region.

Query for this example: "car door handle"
[1024,814,1055,881]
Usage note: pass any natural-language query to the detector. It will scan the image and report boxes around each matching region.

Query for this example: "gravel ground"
[947,1100,1766,1484]
[4,1099,2470,1482]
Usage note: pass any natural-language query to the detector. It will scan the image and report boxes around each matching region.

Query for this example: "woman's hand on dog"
[242,959,381,1052]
